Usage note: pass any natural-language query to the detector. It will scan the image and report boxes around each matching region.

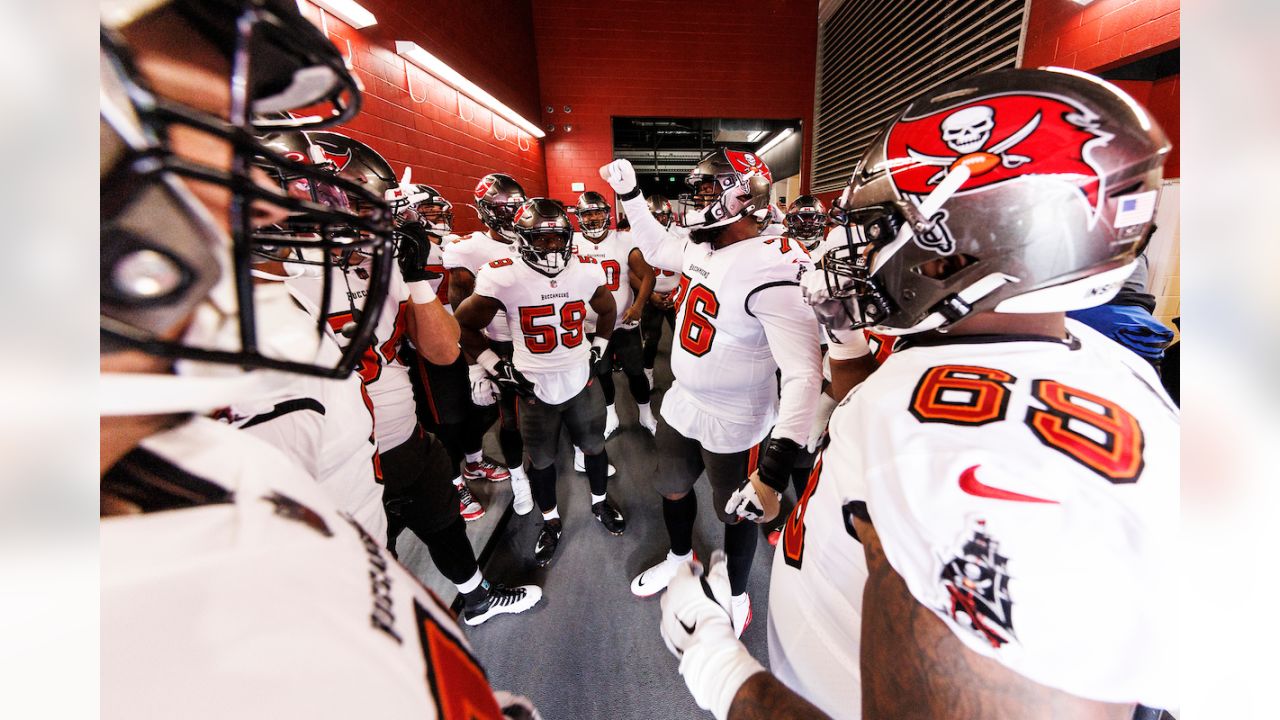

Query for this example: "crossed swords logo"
[908,105,1041,186]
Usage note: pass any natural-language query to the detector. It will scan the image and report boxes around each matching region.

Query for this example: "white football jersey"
[286,257,418,450]
[473,255,607,405]
[573,229,638,332]
[769,321,1179,715]
[621,195,823,451]
[651,263,680,295]
[223,300,386,541]
[442,230,521,342]
[102,418,509,719]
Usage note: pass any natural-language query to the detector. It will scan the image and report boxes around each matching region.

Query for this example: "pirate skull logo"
[908,104,1040,185]
[940,106,995,154]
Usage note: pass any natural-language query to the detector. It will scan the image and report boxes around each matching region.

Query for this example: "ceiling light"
[1070,0,1097,5]
[746,129,767,142]
[307,0,377,29]
[396,41,546,139]
[757,127,795,155]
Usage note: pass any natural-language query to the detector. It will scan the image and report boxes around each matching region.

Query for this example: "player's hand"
[648,291,668,307]
[469,364,499,406]
[589,337,611,376]
[492,359,536,397]
[659,551,764,720]
[493,691,542,720]
[395,224,443,283]
[621,305,643,325]
[599,159,637,196]
[725,471,782,524]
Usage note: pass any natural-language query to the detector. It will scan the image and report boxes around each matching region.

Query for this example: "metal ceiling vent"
[811,0,1029,193]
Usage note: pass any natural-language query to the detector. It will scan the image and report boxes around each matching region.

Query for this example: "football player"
[781,195,827,253]
[600,151,823,636]
[100,1,538,716]
[640,194,685,390]
[442,173,535,515]
[391,178,513,520]
[455,198,625,568]
[658,68,1178,720]
[285,132,541,626]
[571,190,658,440]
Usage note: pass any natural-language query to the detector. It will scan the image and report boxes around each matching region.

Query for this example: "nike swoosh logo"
[679,619,696,635]
[958,465,1057,504]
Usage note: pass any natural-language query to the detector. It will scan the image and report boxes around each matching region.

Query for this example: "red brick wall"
[299,0,548,234]
[1022,0,1179,177]
[531,0,819,206]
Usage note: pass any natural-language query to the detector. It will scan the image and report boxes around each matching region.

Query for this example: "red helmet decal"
[318,147,352,172]
[512,203,529,223]
[724,150,773,183]
[887,93,1111,208]
[474,176,496,200]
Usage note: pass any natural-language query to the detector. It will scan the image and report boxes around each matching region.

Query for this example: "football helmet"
[473,173,526,242]
[308,131,399,216]
[401,183,454,237]
[574,191,613,241]
[100,0,392,415]
[647,194,673,228]
[513,198,575,277]
[682,148,772,242]
[784,195,827,250]
[813,67,1170,335]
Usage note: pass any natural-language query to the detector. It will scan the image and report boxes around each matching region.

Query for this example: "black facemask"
[689,225,728,246]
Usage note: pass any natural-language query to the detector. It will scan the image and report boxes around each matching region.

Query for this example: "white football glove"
[659,551,764,720]
[599,159,638,196]
[469,363,499,407]
[800,258,834,308]
[725,471,782,524]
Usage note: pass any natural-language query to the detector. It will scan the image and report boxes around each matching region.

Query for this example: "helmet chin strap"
[869,164,971,275]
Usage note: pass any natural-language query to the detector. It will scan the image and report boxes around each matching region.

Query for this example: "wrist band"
[407,280,439,305]
[618,186,643,201]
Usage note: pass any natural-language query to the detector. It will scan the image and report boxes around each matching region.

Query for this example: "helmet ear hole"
[911,254,977,281]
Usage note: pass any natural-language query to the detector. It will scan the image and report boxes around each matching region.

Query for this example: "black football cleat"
[592,498,626,536]
[534,519,563,567]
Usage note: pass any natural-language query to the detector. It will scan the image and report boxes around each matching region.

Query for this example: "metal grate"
[811,0,1029,193]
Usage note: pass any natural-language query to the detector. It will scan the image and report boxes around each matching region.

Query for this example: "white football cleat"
[510,474,534,516]
[637,404,658,437]
[630,550,695,597]
[604,406,620,438]
[732,592,752,638]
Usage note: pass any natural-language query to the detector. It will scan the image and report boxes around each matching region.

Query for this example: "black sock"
[498,425,523,470]
[584,451,609,497]
[421,515,479,586]
[598,371,616,405]
[434,422,465,472]
[627,372,651,404]
[663,491,697,556]
[462,404,498,458]
[528,463,558,512]
[724,519,758,596]
[461,579,491,610]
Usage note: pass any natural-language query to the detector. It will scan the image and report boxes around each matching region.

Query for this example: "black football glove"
[493,358,536,397]
[395,223,443,284]
[757,437,802,494]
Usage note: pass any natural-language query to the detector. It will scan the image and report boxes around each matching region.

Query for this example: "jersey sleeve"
[440,235,472,270]
[618,193,686,270]
[861,439,1177,706]
[471,262,508,301]
[746,279,823,445]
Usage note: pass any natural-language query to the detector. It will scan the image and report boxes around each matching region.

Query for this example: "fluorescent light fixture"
[1070,0,1097,5]
[396,41,546,139]
[746,129,767,142]
[309,0,377,28]
[757,127,795,156]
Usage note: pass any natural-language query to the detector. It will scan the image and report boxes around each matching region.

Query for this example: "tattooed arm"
[727,673,834,720]
[853,515,1135,720]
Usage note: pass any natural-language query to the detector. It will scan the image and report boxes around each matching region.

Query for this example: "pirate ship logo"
[939,518,1016,648]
